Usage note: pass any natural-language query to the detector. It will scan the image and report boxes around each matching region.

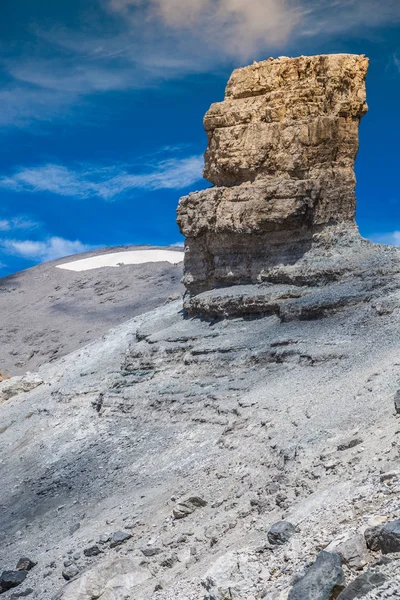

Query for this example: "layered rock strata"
[177,54,369,303]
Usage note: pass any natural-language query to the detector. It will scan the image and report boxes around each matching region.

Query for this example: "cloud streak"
[2,0,400,127]
[0,237,94,263]
[0,216,40,232]
[369,231,400,246]
[0,154,204,200]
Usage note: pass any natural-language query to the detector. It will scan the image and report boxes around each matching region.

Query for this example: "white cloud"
[369,231,400,246]
[0,217,40,232]
[0,154,204,200]
[1,237,94,263]
[2,0,400,127]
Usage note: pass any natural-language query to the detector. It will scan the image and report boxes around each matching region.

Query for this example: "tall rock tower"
[177,54,369,299]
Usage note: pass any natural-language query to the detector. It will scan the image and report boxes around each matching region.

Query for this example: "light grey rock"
[327,534,370,570]
[56,557,151,599]
[0,375,43,403]
[61,564,79,581]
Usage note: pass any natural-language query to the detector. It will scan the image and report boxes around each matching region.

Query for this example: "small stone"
[83,545,101,557]
[73,553,81,561]
[337,438,363,452]
[0,571,28,593]
[15,559,36,572]
[267,521,296,546]
[99,534,110,544]
[62,564,79,581]
[288,552,345,600]
[63,560,72,568]
[109,531,132,548]
[173,496,207,520]
[141,547,162,557]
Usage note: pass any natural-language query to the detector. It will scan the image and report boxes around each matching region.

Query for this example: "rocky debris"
[177,54,369,301]
[364,519,400,554]
[56,557,151,599]
[267,521,296,546]
[172,496,208,520]
[109,531,132,548]
[0,374,43,403]
[0,570,28,594]
[15,559,36,572]
[288,551,345,600]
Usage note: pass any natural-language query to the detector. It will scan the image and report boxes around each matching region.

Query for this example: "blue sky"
[0,0,400,276]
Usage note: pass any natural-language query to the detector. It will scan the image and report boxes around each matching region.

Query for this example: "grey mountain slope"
[0,246,184,376]
[1,245,400,598]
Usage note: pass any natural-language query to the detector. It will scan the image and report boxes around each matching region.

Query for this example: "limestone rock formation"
[177,54,369,299]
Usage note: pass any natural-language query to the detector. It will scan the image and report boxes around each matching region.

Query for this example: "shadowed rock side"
[177,54,370,307]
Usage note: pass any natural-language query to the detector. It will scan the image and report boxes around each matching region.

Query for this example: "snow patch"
[57,250,184,272]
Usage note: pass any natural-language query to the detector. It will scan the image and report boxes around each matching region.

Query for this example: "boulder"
[337,569,389,599]
[177,54,369,300]
[0,570,28,594]
[326,533,370,570]
[288,551,345,600]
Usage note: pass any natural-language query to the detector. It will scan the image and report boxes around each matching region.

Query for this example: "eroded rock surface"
[177,53,370,310]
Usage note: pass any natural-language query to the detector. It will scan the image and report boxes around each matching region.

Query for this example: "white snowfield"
[57,249,184,272]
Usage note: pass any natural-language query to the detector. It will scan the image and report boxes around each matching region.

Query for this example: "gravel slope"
[0,246,184,376]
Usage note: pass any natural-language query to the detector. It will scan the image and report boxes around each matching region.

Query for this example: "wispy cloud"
[2,0,400,127]
[1,237,94,263]
[0,216,40,232]
[0,154,204,200]
[369,231,400,246]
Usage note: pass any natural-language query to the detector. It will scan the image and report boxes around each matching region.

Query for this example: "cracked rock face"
[177,54,369,297]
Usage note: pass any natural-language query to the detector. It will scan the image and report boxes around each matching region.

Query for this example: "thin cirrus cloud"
[0,237,95,263]
[0,154,204,200]
[0,216,40,232]
[2,0,400,127]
